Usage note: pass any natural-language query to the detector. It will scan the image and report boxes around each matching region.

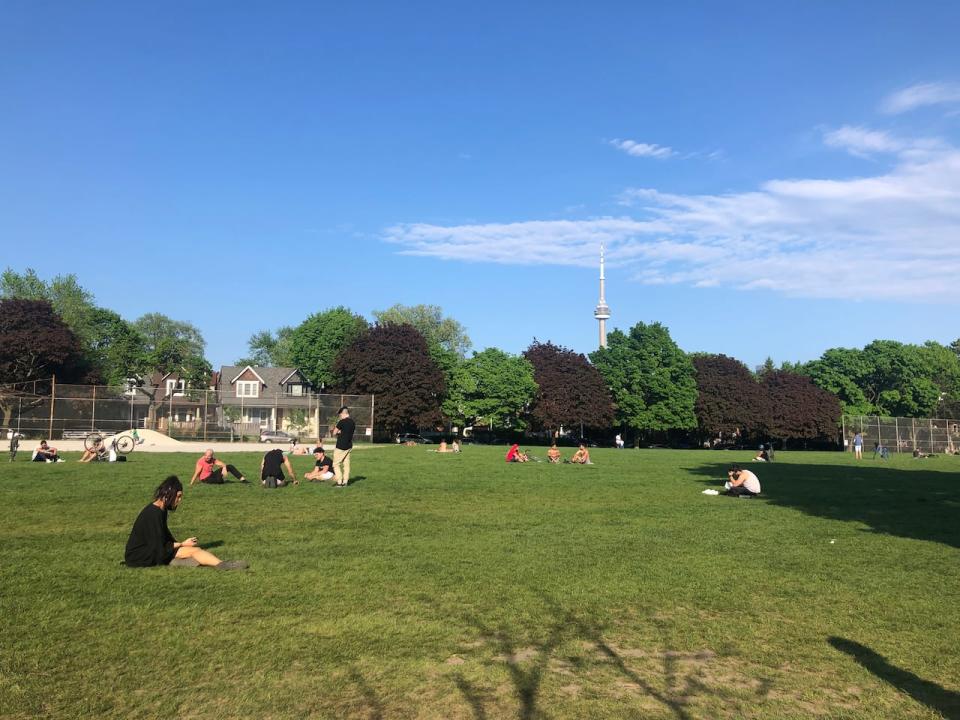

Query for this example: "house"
[216,366,315,433]
[138,370,214,431]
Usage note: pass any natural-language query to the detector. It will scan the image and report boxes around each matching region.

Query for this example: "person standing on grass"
[190,448,247,485]
[124,475,247,569]
[331,406,355,487]
[853,432,864,460]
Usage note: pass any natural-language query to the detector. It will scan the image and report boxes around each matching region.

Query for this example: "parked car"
[260,429,298,443]
[396,433,432,444]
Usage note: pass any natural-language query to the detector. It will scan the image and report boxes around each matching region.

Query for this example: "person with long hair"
[124,475,247,569]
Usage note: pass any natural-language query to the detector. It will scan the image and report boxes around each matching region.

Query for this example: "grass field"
[2,445,959,719]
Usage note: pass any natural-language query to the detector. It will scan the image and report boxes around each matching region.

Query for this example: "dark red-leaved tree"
[758,369,841,447]
[523,340,614,434]
[333,324,445,432]
[0,299,90,385]
[692,354,764,443]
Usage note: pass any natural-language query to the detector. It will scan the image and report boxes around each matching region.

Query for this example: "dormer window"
[236,381,259,398]
[287,383,304,396]
[166,379,185,396]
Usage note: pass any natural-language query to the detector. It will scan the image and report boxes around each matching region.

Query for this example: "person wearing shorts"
[304,447,334,482]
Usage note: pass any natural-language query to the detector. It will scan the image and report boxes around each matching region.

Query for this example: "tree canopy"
[236,326,295,368]
[0,299,90,385]
[289,307,369,388]
[333,324,445,432]
[692,354,764,440]
[590,322,697,433]
[759,370,841,443]
[443,348,538,431]
[524,340,614,432]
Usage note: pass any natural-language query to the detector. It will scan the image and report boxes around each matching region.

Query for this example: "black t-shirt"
[124,503,176,567]
[262,448,285,480]
[335,417,356,450]
[315,455,333,472]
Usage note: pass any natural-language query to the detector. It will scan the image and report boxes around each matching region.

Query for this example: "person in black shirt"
[332,406,356,487]
[304,447,334,482]
[124,475,247,569]
[260,447,296,488]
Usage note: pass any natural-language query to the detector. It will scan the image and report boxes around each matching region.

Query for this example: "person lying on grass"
[724,465,761,497]
[505,443,529,463]
[190,448,247,485]
[124,475,247,570]
[304,447,334,482]
[568,443,591,465]
[261,447,297,488]
[78,437,106,463]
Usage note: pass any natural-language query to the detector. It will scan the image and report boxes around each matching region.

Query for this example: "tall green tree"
[132,313,210,388]
[802,348,874,416]
[373,304,471,358]
[333,324,445,431]
[590,322,697,433]
[85,308,148,386]
[289,307,369,389]
[443,348,538,430]
[524,340,614,433]
[236,326,295,368]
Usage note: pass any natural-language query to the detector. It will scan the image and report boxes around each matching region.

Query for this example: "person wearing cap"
[331,406,355,487]
[304,447,335,482]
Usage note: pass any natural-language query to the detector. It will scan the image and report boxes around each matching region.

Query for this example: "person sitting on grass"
[451,440,460,453]
[304,447,334,482]
[547,443,562,464]
[32,440,62,463]
[724,465,761,497]
[190,448,247,485]
[436,440,456,453]
[569,443,591,465]
[505,443,529,463]
[78,437,106,463]
[261,447,297,488]
[752,446,769,462]
[124,475,247,570]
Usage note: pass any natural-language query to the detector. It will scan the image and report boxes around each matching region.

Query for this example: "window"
[166,379,185,396]
[243,408,270,427]
[286,383,304,396]
[236,381,259,398]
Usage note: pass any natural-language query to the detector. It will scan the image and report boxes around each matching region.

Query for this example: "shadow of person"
[829,637,960,719]
[687,459,960,548]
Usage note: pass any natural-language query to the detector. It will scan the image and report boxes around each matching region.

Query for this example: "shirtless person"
[190,449,246,485]
[569,443,591,465]
[725,465,761,497]
[547,443,562,464]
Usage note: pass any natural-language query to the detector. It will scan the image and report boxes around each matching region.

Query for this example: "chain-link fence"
[0,380,374,444]
[842,415,960,454]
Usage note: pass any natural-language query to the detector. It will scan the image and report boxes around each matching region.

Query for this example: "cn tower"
[594,244,611,348]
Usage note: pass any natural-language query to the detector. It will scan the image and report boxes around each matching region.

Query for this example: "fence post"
[894,417,900,453]
[203,391,208,442]
[370,393,375,444]
[48,375,56,440]
[91,385,96,431]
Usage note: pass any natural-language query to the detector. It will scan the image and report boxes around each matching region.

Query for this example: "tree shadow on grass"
[347,666,385,720]
[451,594,758,720]
[829,637,960,719]
[687,460,960,548]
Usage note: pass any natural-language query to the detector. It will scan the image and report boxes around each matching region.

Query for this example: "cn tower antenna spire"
[594,244,611,348]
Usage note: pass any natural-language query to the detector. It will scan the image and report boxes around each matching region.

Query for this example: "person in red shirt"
[505,444,529,463]
[190,449,247,485]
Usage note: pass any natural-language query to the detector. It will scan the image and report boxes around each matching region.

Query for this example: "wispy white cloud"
[882,82,960,114]
[609,138,675,159]
[386,130,960,302]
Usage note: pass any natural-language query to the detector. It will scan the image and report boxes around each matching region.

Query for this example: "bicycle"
[84,432,137,456]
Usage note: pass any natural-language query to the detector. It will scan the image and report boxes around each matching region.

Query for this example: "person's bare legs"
[175,545,222,567]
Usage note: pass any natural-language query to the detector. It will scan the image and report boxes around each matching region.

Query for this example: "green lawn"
[2,446,959,719]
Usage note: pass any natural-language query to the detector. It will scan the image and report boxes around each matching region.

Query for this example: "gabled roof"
[219,366,308,389]
[229,365,267,385]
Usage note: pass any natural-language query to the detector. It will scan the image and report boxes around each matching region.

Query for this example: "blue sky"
[2,1,960,371]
